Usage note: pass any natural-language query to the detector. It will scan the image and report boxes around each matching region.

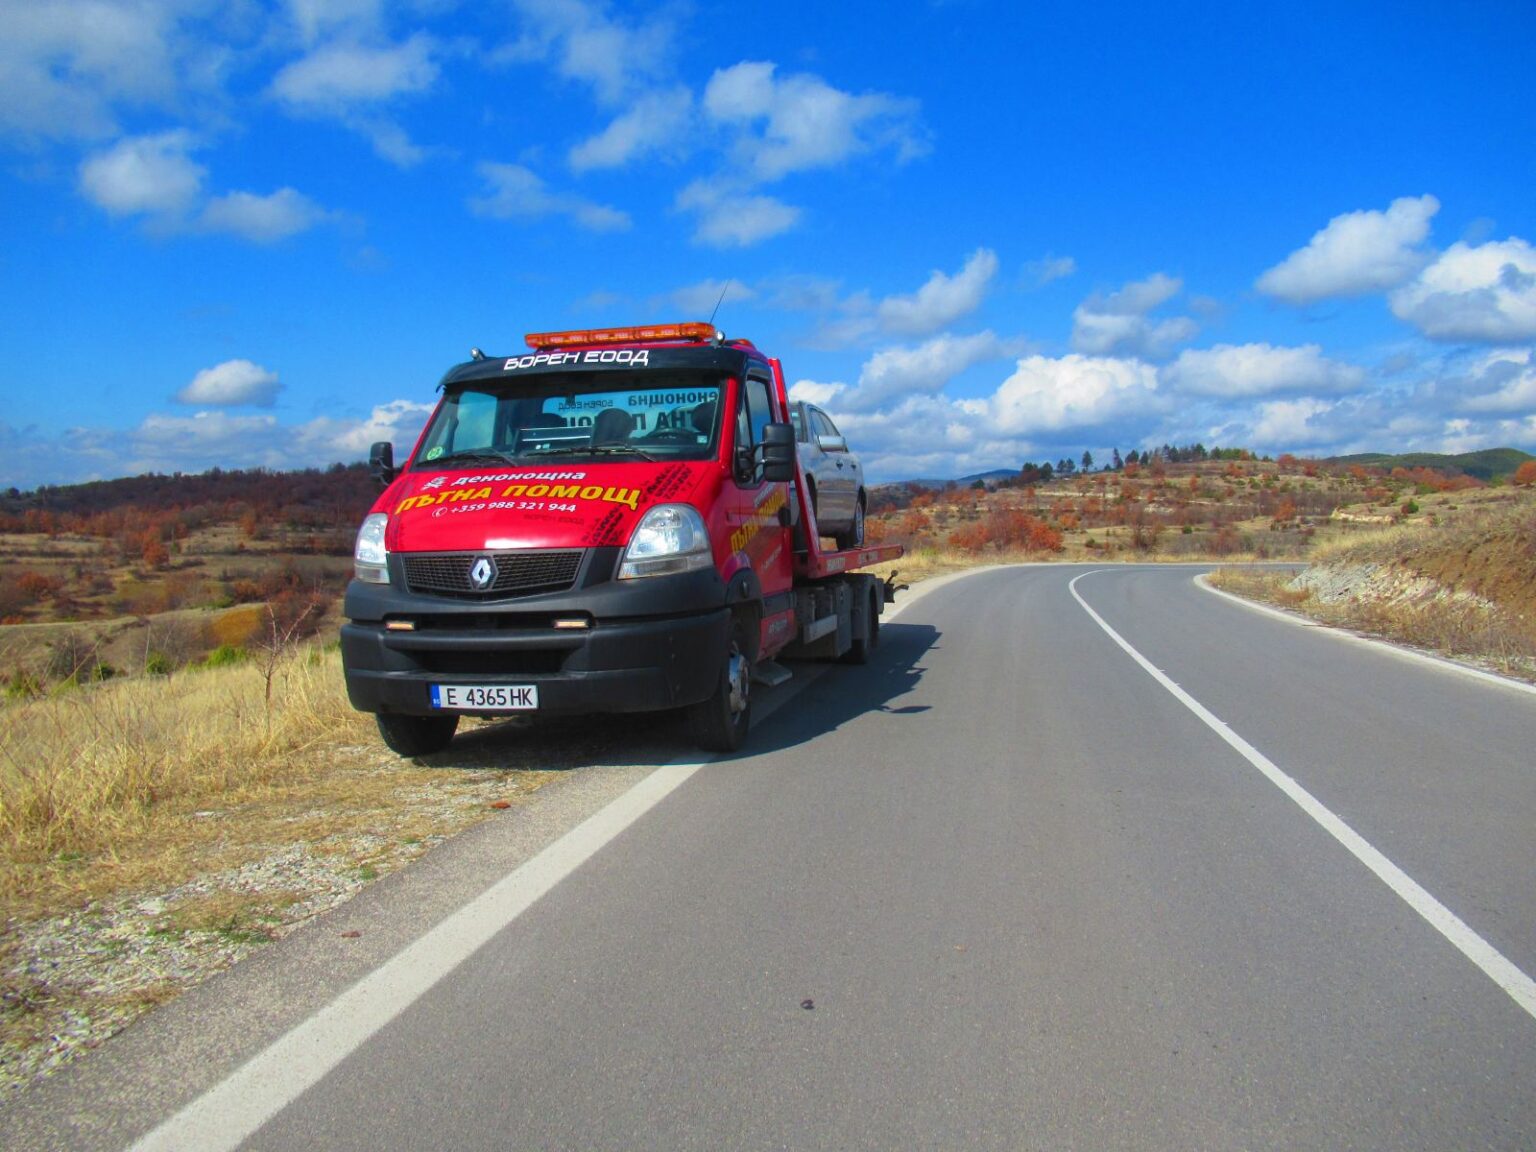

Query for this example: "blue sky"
[3,0,1535,489]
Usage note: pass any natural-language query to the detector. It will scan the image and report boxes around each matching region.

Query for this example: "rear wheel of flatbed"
[840,582,880,665]
[689,617,752,753]
[376,712,459,757]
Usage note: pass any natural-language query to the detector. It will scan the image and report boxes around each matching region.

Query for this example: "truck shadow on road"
[735,621,941,757]
[414,621,940,770]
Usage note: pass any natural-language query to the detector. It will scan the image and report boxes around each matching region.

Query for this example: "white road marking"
[125,757,711,1152]
[1069,570,1536,1022]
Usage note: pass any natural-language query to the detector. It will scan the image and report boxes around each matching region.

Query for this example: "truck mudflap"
[341,607,730,718]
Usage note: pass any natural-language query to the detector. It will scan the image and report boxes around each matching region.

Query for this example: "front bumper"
[340,552,729,718]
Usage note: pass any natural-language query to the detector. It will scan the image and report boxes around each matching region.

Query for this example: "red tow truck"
[341,323,902,756]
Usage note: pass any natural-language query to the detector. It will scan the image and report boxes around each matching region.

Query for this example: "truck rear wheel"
[689,618,752,753]
[840,583,880,665]
[376,712,459,757]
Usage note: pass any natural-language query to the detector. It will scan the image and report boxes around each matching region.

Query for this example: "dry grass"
[1208,489,1536,680]
[0,647,556,920]
[1,644,571,1094]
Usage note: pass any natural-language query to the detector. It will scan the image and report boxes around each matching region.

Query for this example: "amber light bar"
[525,322,717,349]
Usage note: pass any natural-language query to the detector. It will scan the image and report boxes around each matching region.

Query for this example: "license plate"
[431,684,539,711]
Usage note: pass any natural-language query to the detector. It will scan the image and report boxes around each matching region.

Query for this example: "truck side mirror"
[369,441,396,488]
[760,422,795,483]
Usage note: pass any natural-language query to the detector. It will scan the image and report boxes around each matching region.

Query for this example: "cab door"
[723,372,794,609]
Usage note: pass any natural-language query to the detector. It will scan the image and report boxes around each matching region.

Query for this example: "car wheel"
[376,712,459,757]
[834,492,865,550]
[688,616,752,753]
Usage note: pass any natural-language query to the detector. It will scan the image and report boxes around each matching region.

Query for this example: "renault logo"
[468,556,498,590]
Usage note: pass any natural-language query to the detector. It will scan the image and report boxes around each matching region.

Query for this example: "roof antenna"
[707,280,733,340]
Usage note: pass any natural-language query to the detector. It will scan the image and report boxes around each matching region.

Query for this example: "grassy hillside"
[1326,448,1534,481]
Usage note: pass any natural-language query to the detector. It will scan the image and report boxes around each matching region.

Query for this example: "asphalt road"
[6,564,1535,1151]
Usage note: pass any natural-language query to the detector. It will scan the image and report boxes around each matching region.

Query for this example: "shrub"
[200,644,249,669]
[144,651,175,676]
[5,669,43,700]
[210,603,265,648]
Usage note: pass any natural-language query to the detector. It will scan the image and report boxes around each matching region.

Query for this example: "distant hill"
[959,469,1021,486]
[1326,448,1534,481]
[0,464,378,538]
[876,468,1019,492]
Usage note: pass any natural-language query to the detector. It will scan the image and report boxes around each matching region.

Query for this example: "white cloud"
[1248,398,1341,449]
[0,0,189,139]
[76,132,333,242]
[875,249,998,338]
[1163,343,1366,398]
[470,162,630,232]
[1023,254,1076,288]
[570,86,693,171]
[291,399,435,458]
[1257,195,1439,304]
[845,331,1019,412]
[285,0,385,46]
[1449,348,1536,414]
[988,354,1162,434]
[803,251,1000,346]
[1072,273,1197,358]
[1389,238,1536,343]
[268,33,438,165]
[501,0,671,106]
[269,34,438,112]
[77,130,205,218]
[675,180,799,248]
[198,187,331,242]
[788,379,847,405]
[176,360,281,407]
[703,60,926,183]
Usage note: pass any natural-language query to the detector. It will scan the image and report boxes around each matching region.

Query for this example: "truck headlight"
[353,513,390,583]
[618,505,712,579]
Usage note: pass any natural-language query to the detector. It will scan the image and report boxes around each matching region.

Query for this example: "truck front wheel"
[376,712,459,757]
[689,618,752,753]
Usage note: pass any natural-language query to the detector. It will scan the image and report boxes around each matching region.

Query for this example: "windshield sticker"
[395,483,641,515]
[424,446,444,460]
[503,349,651,372]
[454,470,588,484]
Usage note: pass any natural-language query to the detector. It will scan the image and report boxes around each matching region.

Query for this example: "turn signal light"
[525,323,717,349]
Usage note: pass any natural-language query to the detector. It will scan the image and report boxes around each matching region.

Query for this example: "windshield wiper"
[418,449,519,468]
[527,444,659,462]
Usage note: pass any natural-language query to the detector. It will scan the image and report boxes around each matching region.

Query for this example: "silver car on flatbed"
[790,400,865,549]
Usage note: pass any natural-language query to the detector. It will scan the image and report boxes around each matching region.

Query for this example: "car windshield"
[413,372,724,469]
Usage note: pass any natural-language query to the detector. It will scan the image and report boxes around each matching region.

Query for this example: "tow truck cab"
[341,323,899,757]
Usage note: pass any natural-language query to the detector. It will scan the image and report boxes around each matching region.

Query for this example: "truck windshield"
[413,373,724,469]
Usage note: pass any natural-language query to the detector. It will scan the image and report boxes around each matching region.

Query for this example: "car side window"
[811,408,840,443]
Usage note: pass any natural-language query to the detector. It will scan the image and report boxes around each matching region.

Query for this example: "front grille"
[402,550,583,599]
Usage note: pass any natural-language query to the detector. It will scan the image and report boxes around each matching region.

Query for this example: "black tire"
[840,584,880,665]
[688,617,752,753]
[376,712,459,757]
[834,492,866,551]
